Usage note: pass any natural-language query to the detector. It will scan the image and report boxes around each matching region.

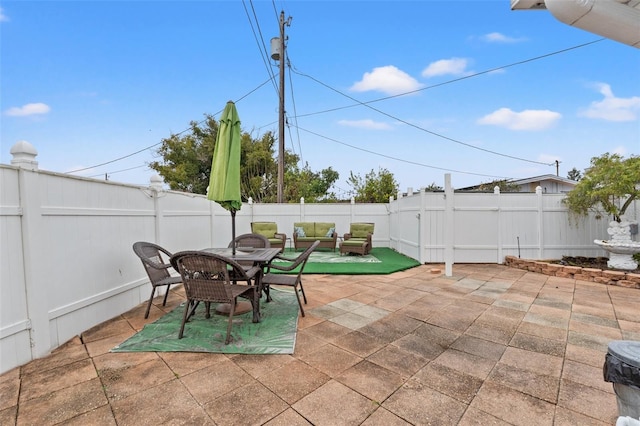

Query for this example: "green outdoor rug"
[272,247,420,275]
[111,289,298,354]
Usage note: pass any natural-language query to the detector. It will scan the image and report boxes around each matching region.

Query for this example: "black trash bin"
[603,340,640,419]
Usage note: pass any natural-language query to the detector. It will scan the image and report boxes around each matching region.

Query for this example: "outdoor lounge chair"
[250,222,286,252]
[170,251,260,344]
[132,241,183,319]
[340,222,374,255]
[261,240,320,317]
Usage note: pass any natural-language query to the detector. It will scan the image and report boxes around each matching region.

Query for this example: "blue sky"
[2,1,639,196]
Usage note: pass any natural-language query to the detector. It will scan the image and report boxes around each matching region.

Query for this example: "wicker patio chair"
[340,222,375,255]
[228,233,271,278]
[250,222,286,253]
[228,233,270,252]
[170,251,260,344]
[132,241,183,319]
[261,240,320,317]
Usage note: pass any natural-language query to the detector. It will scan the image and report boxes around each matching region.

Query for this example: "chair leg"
[263,283,271,302]
[178,301,191,338]
[298,281,307,304]
[144,287,157,319]
[225,300,236,344]
[293,287,305,317]
[162,286,171,306]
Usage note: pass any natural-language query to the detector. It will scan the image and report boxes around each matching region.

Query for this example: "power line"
[68,77,275,175]
[88,164,149,178]
[291,65,554,167]
[295,125,510,180]
[293,38,605,117]
[286,56,303,164]
[243,0,279,96]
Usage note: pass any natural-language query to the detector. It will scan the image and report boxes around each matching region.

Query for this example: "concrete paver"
[1,263,632,425]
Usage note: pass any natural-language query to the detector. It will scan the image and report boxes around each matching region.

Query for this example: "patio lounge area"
[2,262,638,425]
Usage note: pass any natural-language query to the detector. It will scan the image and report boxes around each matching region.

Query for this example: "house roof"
[456,174,578,191]
[509,174,577,186]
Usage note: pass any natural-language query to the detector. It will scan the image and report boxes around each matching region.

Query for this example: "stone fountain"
[594,218,640,270]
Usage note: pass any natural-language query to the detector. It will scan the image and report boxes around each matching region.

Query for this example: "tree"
[348,168,399,203]
[284,163,339,203]
[474,179,520,192]
[149,114,339,202]
[563,153,640,222]
[150,115,280,199]
[149,116,218,194]
[567,167,582,181]
[424,182,443,191]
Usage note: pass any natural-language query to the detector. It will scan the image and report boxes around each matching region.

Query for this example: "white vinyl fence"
[1,145,636,374]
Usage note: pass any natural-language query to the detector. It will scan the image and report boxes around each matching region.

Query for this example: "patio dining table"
[202,247,281,322]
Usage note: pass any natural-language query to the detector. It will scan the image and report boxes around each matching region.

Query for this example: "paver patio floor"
[2,263,638,425]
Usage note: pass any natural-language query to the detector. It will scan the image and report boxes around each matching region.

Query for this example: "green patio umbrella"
[208,101,242,254]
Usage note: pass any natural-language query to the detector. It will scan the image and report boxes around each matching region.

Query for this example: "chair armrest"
[243,265,262,279]
[344,232,352,240]
[265,255,298,273]
[266,263,297,273]
[145,258,174,271]
[274,232,286,241]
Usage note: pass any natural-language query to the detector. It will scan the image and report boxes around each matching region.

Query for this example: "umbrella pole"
[231,209,237,255]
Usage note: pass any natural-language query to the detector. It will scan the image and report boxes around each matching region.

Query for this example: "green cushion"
[342,239,366,246]
[315,222,336,237]
[268,238,283,245]
[350,223,374,239]
[251,222,277,239]
[294,222,315,238]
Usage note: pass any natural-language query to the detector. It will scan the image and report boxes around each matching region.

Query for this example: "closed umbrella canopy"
[208,101,242,211]
[208,101,242,252]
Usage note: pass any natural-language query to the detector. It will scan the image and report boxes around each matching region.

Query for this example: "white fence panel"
[2,155,639,374]
[0,167,32,371]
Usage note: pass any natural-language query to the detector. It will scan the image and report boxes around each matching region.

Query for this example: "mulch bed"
[551,256,640,274]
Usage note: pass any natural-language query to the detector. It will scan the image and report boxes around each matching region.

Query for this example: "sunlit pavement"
[3,263,637,425]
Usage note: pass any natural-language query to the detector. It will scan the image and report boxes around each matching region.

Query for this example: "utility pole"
[274,11,291,203]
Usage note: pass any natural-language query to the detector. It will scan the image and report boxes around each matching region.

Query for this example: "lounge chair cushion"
[251,222,277,239]
[315,222,335,238]
[350,223,374,238]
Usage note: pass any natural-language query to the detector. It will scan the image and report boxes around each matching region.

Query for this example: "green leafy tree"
[149,114,339,202]
[284,163,340,203]
[240,131,278,203]
[424,182,443,191]
[474,179,520,192]
[563,153,640,222]
[567,167,582,181]
[149,116,218,194]
[149,115,279,200]
[348,168,399,203]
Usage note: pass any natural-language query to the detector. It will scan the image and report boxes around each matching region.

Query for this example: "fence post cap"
[10,140,39,170]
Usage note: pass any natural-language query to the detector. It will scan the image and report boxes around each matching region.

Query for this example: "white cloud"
[350,65,424,95]
[579,83,640,122]
[477,107,561,131]
[422,58,471,78]
[481,32,526,43]
[337,119,392,130]
[5,103,51,117]
[0,7,9,22]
